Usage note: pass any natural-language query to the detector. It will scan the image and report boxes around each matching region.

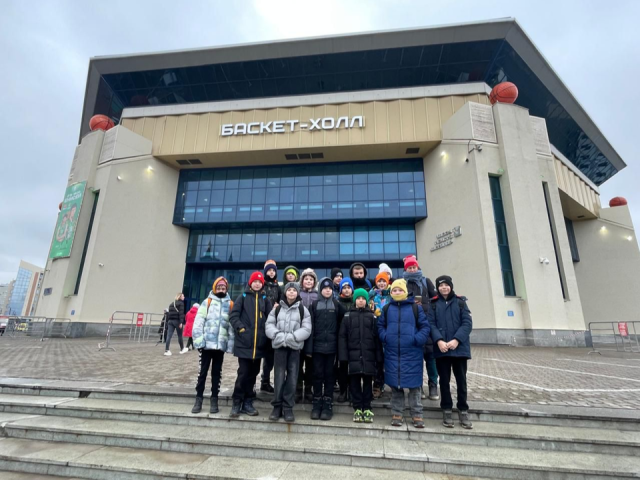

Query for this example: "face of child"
[355,296,367,308]
[376,278,388,289]
[302,276,314,289]
[391,287,405,296]
[266,269,276,279]
[321,286,333,299]
[333,273,342,285]
[251,280,263,292]
[215,283,227,294]
[341,285,352,297]
[406,265,419,274]
[438,283,451,296]
[286,273,296,282]
[286,288,298,301]
[352,267,365,279]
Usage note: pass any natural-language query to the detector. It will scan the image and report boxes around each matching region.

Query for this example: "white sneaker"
[180,347,189,354]
[164,351,172,356]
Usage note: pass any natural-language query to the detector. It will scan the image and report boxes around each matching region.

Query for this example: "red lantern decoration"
[89,115,115,131]
[490,82,519,105]
[609,197,628,207]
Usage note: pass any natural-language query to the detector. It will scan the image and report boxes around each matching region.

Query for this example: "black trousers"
[296,355,313,393]
[165,322,184,351]
[186,337,194,349]
[312,352,335,398]
[195,349,225,398]
[436,357,469,411]
[350,374,373,411]
[374,351,385,389]
[232,357,262,402]
[272,348,300,409]
[261,343,274,386]
[337,361,349,394]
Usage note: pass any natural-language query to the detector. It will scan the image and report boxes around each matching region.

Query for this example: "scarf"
[403,269,424,285]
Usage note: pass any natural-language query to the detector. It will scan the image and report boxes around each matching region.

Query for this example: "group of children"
[188,255,473,429]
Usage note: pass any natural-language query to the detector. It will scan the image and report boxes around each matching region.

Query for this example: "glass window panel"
[309,185,323,201]
[413,171,424,181]
[399,182,415,199]
[340,243,354,255]
[295,176,309,186]
[251,188,266,204]
[228,230,242,245]
[253,177,266,188]
[325,243,339,259]
[240,245,254,260]
[241,231,255,244]
[310,243,324,257]
[323,185,337,202]
[213,170,227,181]
[283,229,297,244]
[268,244,282,258]
[398,172,413,182]
[325,230,339,243]
[296,244,311,260]
[340,230,354,243]
[385,242,399,255]
[370,243,384,255]
[297,230,311,243]
[367,184,382,200]
[311,231,324,243]
[280,187,294,203]
[384,183,399,200]
[384,230,399,242]
[355,243,368,254]
[309,175,323,186]
[281,176,295,187]
[186,181,199,191]
[224,189,238,205]
[354,230,368,242]
[211,190,224,205]
[215,232,228,245]
[282,244,296,258]
[338,174,353,185]
[199,180,212,190]
[227,245,241,262]
[269,229,283,244]
[295,186,308,202]
[383,172,398,182]
[399,242,415,255]
[324,175,337,185]
[267,177,280,188]
[369,229,383,242]
[368,172,382,183]
[212,180,225,189]
[414,182,426,198]
[266,188,279,203]
[185,191,197,207]
[238,189,252,205]
[353,174,367,185]
[399,229,415,241]
[353,188,367,201]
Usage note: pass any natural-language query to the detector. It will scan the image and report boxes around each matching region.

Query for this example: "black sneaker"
[241,398,259,416]
[269,406,282,421]
[230,400,242,418]
[310,397,323,420]
[191,397,203,414]
[260,383,275,394]
[320,396,333,421]
[442,410,454,428]
[209,397,219,414]
[459,410,473,429]
[428,381,439,400]
[283,408,295,423]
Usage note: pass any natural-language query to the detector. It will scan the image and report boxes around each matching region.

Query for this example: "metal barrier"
[1,316,71,341]
[589,321,640,354]
[98,311,164,351]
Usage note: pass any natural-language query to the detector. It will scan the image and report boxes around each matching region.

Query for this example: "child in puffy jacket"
[297,268,318,402]
[191,277,234,415]
[266,282,312,423]
[369,271,391,399]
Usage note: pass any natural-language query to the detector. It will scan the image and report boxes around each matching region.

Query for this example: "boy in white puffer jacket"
[266,282,312,423]
[191,277,234,415]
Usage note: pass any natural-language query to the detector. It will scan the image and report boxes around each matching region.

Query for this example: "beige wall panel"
[324,104,339,146]
[451,95,466,112]
[240,110,256,151]
[438,97,454,126]
[227,111,246,151]
[288,106,303,148]
[250,110,267,151]
[121,118,135,130]
[279,108,294,150]
[217,112,233,152]
[373,102,388,143]
[477,95,490,105]
[298,106,314,147]
[349,103,365,145]
[387,100,402,143]
[336,104,351,145]
[173,115,188,154]
[205,113,222,152]
[399,99,415,142]
[262,109,279,150]
[183,115,199,153]
[132,118,145,136]
[159,116,177,155]
[194,114,209,153]
[311,105,325,147]
[151,117,166,155]
[142,116,156,141]
[426,98,441,139]
[412,98,428,141]
[553,160,564,191]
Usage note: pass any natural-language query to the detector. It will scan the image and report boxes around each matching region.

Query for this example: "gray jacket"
[266,298,312,350]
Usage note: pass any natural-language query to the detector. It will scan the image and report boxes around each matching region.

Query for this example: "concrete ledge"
[471,329,587,347]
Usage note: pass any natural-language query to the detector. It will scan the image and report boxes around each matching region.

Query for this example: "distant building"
[6,261,43,316]
[0,281,15,315]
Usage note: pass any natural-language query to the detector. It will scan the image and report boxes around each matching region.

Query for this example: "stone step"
[1,393,639,455]
[0,438,474,480]
[1,415,638,479]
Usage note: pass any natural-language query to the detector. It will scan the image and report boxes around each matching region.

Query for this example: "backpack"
[430,296,467,316]
[275,303,305,321]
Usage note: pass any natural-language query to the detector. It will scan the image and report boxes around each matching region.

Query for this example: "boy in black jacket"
[307,277,346,421]
[339,288,382,423]
[260,259,282,394]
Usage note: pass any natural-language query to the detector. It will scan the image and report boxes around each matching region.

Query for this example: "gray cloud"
[1,0,638,283]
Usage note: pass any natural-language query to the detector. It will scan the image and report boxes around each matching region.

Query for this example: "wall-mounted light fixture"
[627,235,634,242]
[539,257,550,265]
[147,165,154,172]
[117,175,122,181]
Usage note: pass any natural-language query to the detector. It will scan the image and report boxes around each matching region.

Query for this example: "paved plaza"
[1,337,639,410]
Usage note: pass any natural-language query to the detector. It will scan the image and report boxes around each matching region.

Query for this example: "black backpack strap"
[299,304,305,320]
[275,305,281,318]
[382,303,390,318]
[412,302,418,320]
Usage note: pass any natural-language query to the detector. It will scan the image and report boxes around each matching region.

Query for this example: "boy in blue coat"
[427,275,473,429]
[378,279,430,428]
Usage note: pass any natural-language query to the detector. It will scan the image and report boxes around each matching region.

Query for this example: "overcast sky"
[1,0,639,283]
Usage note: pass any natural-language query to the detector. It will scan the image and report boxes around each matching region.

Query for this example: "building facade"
[36,19,640,344]
[6,261,43,316]
[0,281,15,315]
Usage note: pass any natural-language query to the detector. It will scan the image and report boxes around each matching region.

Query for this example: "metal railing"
[1,316,71,341]
[98,311,164,351]
[588,321,640,354]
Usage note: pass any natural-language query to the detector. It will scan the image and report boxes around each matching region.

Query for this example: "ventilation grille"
[405,147,420,154]
[285,152,324,160]
[176,159,202,165]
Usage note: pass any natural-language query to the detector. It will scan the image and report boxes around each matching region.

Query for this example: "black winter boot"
[230,399,242,418]
[191,397,203,414]
[283,408,295,423]
[320,396,333,421]
[269,406,282,421]
[209,397,219,414]
[310,397,323,420]
[241,398,259,416]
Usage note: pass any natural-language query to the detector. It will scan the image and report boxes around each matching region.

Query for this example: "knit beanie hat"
[435,275,454,290]
[378,263,393,277]
[193,303,200,309]
[353,288,369,302]
[319,277,333,291]
[390,279,409,301]
[331,267,343,280]
[300,268,318,288]
[212,277,228,291]
[284,265,300,281]
[248,271,264,287]
[403,255,419,270]
[339,278,354,294]
[375,271,390,285]
[284,282,301,294]
[263,259,277,275]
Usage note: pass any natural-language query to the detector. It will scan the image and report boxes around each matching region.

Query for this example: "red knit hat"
[248,271,264,287]
[212,277,228,291]
[403,255,419,270]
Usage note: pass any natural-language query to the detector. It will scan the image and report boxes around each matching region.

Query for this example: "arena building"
[36,18,640,345]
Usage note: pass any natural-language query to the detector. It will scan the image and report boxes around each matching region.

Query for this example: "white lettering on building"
[220,116,365,136]
[431,226,462,252]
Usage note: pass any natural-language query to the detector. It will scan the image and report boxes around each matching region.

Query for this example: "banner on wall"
[50,181,87,259]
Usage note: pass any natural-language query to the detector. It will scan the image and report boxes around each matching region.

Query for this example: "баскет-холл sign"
[220,116,365,136]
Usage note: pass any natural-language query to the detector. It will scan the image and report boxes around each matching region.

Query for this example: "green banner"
[50,181,86,259]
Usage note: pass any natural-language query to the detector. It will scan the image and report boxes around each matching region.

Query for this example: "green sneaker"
[363,409,374,423]
[353,409,364,423]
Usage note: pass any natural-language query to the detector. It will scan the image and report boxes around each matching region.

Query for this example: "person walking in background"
[183,303,199,350]
[336,277,354,403]
[339,288,382,423]
[296,268,318,403]
[229,272,272,418]
[261,259,282,394]
[378,279,430,428]
[191,277,234,414]
[402,254,439,401]
[157,308,169,345]
[331,268,343,299]
[307,277,346,421]
[428,275,473,429]
[165,293,188,356]
[266,282,312,423]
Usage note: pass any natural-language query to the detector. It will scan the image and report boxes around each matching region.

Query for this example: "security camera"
[98,263,104,267]
[539,257,550,265]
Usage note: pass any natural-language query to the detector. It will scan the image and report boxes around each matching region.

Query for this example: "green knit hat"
[353,288,369,302]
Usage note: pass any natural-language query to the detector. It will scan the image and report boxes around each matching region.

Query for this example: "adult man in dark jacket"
[427,275,473,429]
[229,272,272,417]
[349,262,374,290]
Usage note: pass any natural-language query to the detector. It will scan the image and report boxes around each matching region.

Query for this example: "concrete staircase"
[0,380,638,479]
